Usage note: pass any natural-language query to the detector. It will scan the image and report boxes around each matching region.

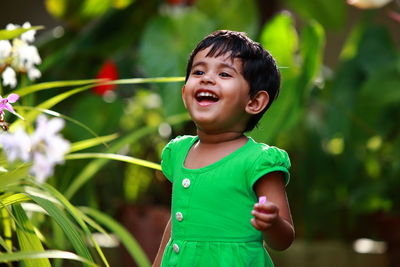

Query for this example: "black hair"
[185,30,281,132]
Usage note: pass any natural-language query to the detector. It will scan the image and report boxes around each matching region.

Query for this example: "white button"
[175,212,183,222]
[173,243,180,253]
[182,178,191,188]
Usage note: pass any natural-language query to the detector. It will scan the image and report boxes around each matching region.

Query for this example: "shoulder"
[247,138,291,185]
[249,138,290,164]
[164,135,197,151]
[161,135,196,182]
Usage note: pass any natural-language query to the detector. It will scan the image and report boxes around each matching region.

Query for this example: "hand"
[251,200,280,231]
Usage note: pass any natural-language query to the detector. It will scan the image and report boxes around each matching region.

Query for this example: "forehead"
[193,47,243,69]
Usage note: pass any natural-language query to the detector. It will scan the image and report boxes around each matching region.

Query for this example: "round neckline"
[181,135,253,173]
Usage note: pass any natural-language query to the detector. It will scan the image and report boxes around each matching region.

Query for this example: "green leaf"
[80,207,151,267]
[81,0,113,17]
[27,193,94,265]
[112,0,135,9]
[0,163,31,189]
[259,12,298,71]
[360,65,400,107]
[0,193,31,208]
[45,0,68,18]
[70,133,119,153]
[0,250,98,266]
[284,0,346,29]
[36,183,110,267]
[251,13,299,142]
[356,25,397,76]
[0,235,12,252]
[107,76,185,85]
[65,153,161,170]
[0,26,44,40]
[13,204,51,267]
[196,0,259,37]
[297,20,325,91]
[1,207,13,251]
[340,21,366,61]
[252,19,325,143]
[13,79,100,97]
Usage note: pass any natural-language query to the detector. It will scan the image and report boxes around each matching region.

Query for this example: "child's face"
[183,47,252,133]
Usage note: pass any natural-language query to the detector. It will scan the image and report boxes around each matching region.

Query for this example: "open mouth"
[195,91,219,105]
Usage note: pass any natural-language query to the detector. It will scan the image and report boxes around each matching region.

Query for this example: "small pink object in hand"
[258,196,267,204]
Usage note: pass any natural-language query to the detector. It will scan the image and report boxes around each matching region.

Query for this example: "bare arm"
[152,218,171,267]
[251,171,295,250]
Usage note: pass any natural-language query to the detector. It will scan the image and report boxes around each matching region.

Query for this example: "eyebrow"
[192,61,239,73]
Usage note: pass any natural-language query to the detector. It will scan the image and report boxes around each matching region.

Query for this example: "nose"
[200,72,215,84]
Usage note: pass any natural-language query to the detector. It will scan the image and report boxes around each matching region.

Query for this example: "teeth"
[196,91,218,99]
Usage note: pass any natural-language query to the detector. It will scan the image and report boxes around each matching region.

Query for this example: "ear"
[245,91,269,115]
[182,85,187,108]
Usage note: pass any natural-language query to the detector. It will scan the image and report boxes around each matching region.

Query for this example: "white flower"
[12,40,42,71]
[1,22,42,84]
[0,127,31,162]
[347,0,393,9]
[6,23,19,31]
[0,40,12,62]
[0,115,70,183]
[28,67,41,80]
[2,67,17,88]
[21,22,36,43]
[31,153,54,184]
[29,115,70,182]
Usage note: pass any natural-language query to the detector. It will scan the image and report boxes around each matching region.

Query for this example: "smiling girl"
[153,30,294,267]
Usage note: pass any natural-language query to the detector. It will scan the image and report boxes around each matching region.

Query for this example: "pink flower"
[0,93,19,114]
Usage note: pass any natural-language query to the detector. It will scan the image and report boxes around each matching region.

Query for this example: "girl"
[153,30,294,267]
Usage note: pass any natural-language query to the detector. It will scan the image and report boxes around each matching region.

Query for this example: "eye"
[192,70,204,76]
[219,72,232,78]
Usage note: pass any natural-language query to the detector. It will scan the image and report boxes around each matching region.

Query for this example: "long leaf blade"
[0,26,44,40]
[70,134,119,153]
[36,183,109,267]
[27,194,94,265]
[80,207,151,267]
[0,193,31,207]
[0,250,98,266]
[13,204,51,267]
[65,153,161,171]
[13,80,100,97]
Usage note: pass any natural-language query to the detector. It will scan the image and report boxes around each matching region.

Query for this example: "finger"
[251,218,265,230]
[252,210,276,222]
[251,218,271,230]
[254,203,279,214]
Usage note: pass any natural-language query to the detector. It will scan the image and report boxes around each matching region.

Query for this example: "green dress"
[161,135,290,267]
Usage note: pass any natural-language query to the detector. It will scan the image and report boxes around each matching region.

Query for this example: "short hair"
[185,30,281,132]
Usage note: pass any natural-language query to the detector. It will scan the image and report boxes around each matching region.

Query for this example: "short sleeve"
[248,146,291,187]
[161,139,175,182]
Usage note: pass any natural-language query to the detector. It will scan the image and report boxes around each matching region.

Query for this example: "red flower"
[166,0,196,5]
[93,60,118,96]
[167,0,183,4]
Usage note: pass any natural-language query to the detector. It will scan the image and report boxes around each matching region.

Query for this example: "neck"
[196,129,246,144]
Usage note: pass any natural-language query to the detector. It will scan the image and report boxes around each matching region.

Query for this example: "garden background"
[0,0,399,266]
